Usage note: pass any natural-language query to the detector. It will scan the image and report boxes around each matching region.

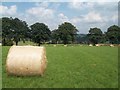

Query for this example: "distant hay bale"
[53,45,56,47]
[64,45,67,47]
[80,45,83,46]
[89,44,93,47]
[110,44,114,47]
[6,46,47,76]
[95,44,100,47]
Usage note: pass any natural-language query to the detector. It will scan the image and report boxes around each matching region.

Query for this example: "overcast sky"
[0,1,119,34]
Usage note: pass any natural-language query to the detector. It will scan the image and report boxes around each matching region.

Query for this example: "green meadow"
[2,45,118,88]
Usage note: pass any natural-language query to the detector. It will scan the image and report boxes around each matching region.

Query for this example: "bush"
[2,39,13,46]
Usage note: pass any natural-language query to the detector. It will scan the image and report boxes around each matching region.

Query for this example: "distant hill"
[76,34,89,44]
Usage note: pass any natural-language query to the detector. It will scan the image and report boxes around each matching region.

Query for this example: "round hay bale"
[53,45,56,47]
[110,44,114,47]
[6,46,47,76]
[89,44,93,47]
[64,45,67,47]
[95,44,100,47]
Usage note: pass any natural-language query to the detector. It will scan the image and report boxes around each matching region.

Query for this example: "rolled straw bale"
[64,45,67,47]
[95,44,100,47]
[53,45,56,47]
[110,44,114,47]
[89,44,93,47]
[6,46,47,76]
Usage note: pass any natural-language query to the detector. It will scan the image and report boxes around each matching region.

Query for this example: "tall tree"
[87,27,103,45]
[106,25,120,44]
[51,29,60,44]
[2,17,29,45]
[0,18,2,43]
[58,22,78,44]
[2,17,13,45]
[11,18,29,45]
[30,23,51,46]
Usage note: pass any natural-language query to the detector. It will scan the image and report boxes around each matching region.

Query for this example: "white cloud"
[111,13,118,22]
[68,2,94,10]
[69,0,119,2]
[84,12,103,23]
[0,5,17,16]
[26,6,54,20]
[58,13,69,22]
[1,0,119,2]
[70,12,104,24]
[71,17,82,24]
[35,2,49,8]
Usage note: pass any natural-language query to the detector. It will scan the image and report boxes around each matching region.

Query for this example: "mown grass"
[2,45,118,88]
[0,46,2,89]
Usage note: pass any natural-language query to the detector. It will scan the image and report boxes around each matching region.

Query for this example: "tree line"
[1,17,120,46]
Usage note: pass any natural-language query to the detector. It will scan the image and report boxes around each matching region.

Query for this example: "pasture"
[2,45,118,88]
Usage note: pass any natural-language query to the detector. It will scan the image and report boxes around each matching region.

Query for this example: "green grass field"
[0,46,2,89]
[2,45,118,88]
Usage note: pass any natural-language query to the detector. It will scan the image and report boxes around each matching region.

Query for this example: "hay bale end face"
[6,46,47,76]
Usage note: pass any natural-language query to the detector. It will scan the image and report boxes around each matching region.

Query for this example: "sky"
[0,0,119,34]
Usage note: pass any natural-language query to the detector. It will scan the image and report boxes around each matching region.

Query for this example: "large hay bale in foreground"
[6,46,47,76]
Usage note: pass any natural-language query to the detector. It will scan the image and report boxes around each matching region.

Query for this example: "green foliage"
[76,34,89,44]
[106,25,120,44]
[87,27,103,45]
[58,22,78,44]
[30,23,51,46]
[1,16,120,45]
[2,39,13,46]
[2,17,29,45]
[2,46,118,88]
[51,29,60,44]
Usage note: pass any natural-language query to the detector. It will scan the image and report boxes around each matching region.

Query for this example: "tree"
[58,22,78,44]
[106,25,120,44]
[11,18,29,45]
[87,27,103,45]
[2,17,29,45]
[2,17,13,45]
[30,23,51,46]
[51,29,60,44]
[0,18,2,43]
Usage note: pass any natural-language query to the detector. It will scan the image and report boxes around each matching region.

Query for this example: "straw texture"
[6,46,47,76]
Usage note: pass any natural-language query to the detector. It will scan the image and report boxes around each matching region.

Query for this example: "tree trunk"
[64,40,67,45]
[3,38,6,46]
[23,39,25,43]
[38,41,41,46]
[15,41,18,46]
